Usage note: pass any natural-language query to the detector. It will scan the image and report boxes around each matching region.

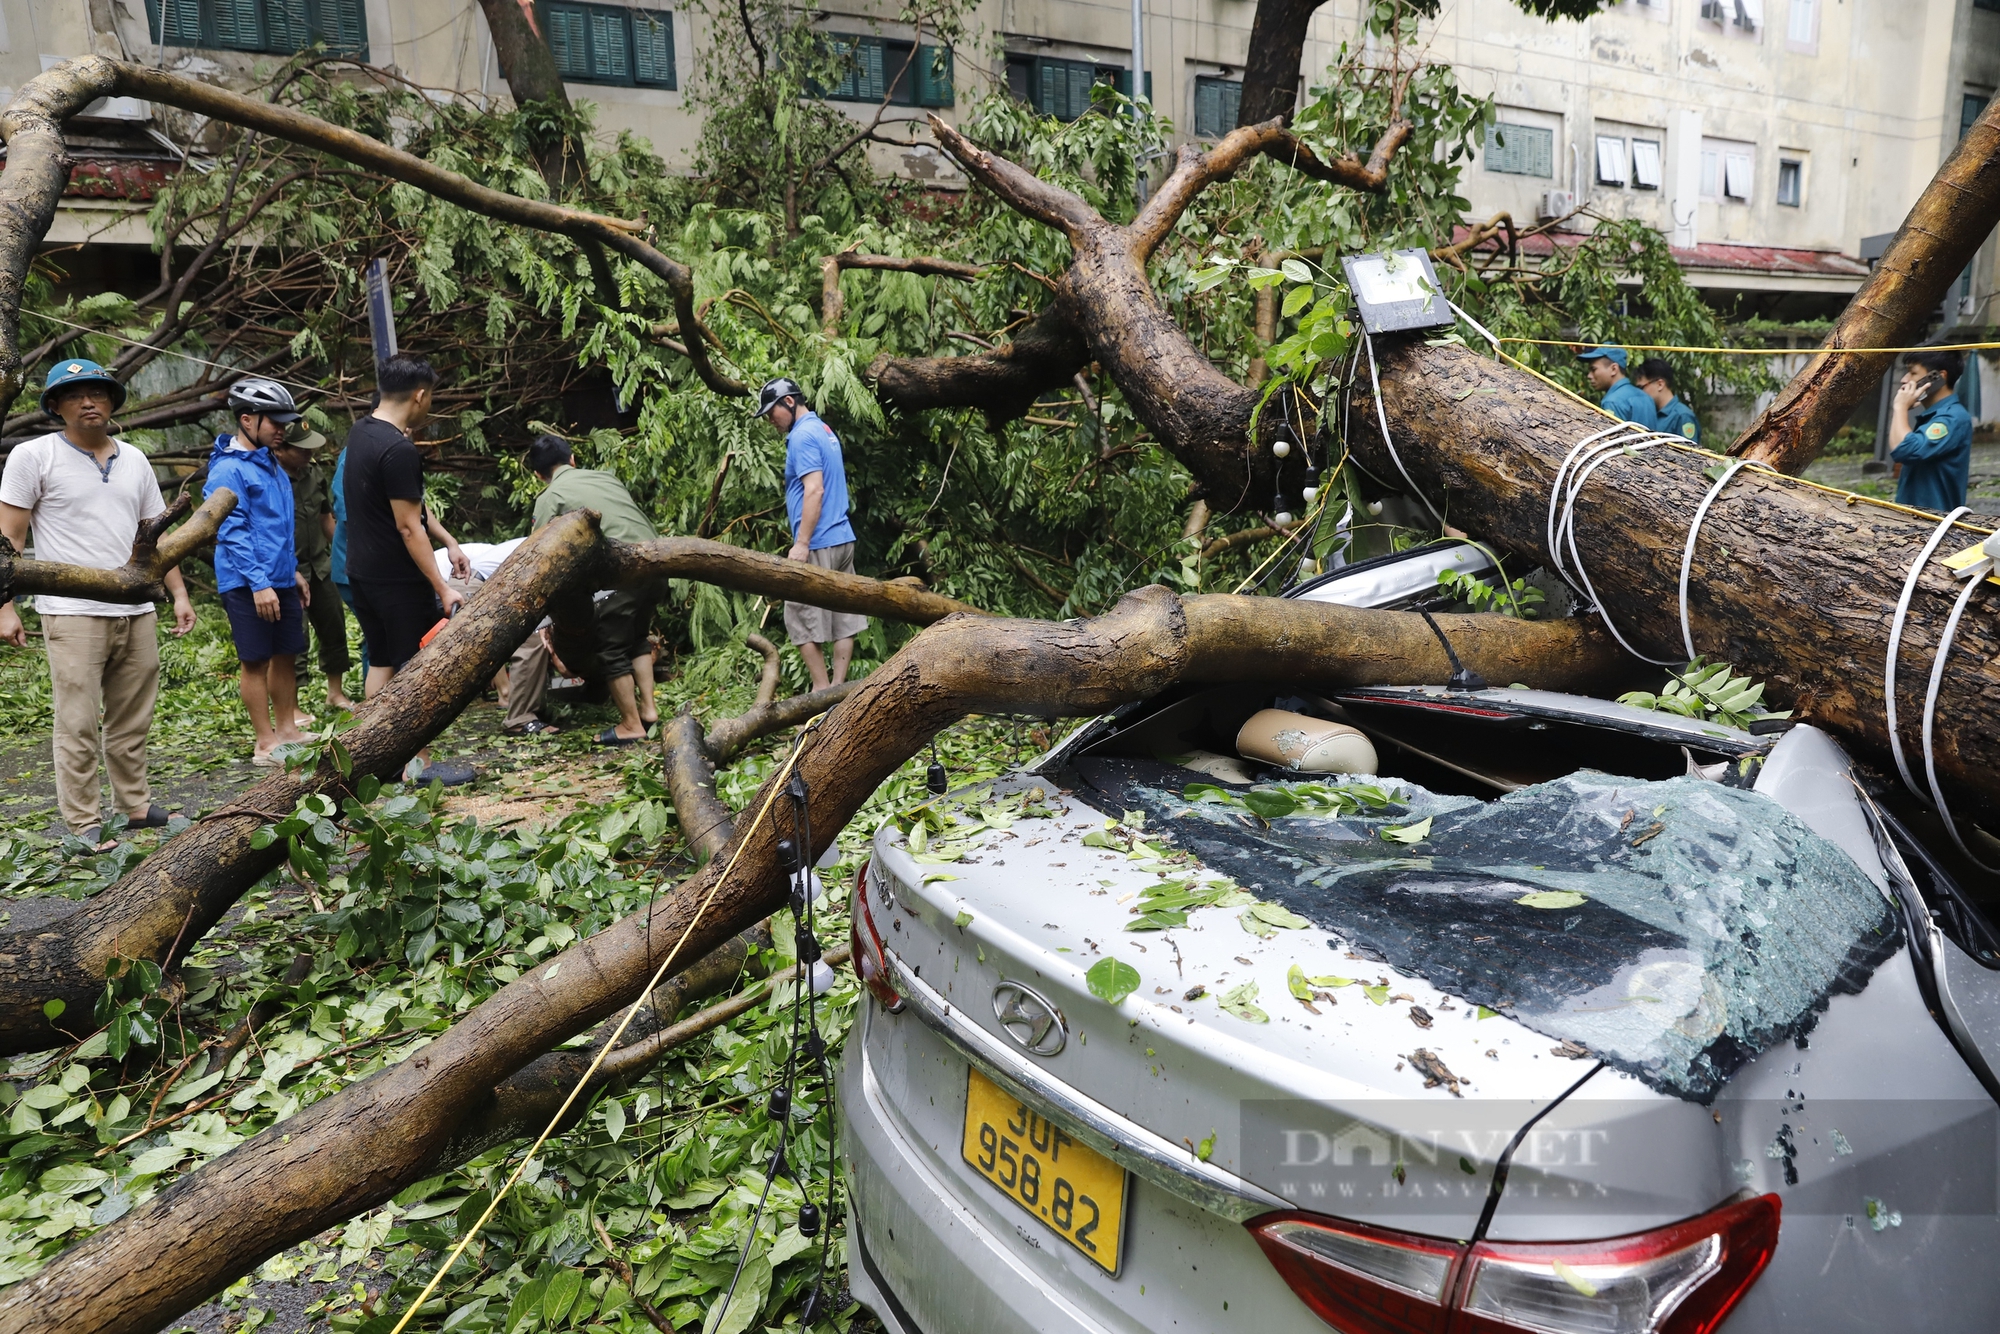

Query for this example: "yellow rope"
[386,716,827,1334]
[1495,337,2000,356]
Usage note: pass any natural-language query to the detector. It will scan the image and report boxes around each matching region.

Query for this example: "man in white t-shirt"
[0,360,195,849]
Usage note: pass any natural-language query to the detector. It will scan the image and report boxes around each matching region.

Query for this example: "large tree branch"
[1731,92,2000,472]
[0,60,746,411]
[0,591,1620,1334]
[1132,117,1410,261]
[0,488,234,604]
[928,115,1101,243]
[869,300,1091,421]
[1236,0,1322,127]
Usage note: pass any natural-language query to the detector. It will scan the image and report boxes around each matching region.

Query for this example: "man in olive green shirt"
[525,435,659,745]
[276,434,354,713]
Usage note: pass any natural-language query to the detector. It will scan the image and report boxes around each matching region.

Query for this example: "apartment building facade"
[1,1,1993,338]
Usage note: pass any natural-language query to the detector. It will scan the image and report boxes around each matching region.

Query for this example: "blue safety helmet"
[1574,345,1628,368]
[41,359,126,415]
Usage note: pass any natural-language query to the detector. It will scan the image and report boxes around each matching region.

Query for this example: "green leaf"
[1249,902,1311,930]
[1287,964,1313,1000]
[1239,909,1278,938]
[1281,283,1315,317]
[1241,788,1300,819]
[1381,816,1433,844]
[603,1097,627,1143]
[41,999,63,1022]
[1085,956,1141,1006]
[1280,258,1314,284]
[1476,1005,1499,1020]
[1459,1155,1478,1175]
[543,1267,584,1324]
[953,910,974,928]
[1308,974,1355,988]
[1515,890,1587,910]
[1364,984,1390,1006]
[1196,1131,1216,1161]
[1219,981,1269,1024]
[1552,1258,1600,1298]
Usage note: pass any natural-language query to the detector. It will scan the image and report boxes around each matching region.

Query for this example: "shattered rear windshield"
[1070,758,1901,1101]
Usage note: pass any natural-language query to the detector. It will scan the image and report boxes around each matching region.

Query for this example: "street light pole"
[1132,0,1147,205]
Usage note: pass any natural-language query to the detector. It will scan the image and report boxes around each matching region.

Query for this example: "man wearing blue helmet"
[0,360,193,850]
[1576,345,1659,430]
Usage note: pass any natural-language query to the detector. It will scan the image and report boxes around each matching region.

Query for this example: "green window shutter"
[1037,61,1057,116]
[859,37,887,102]
[633,10,675,88]
[1194,79,1219,136]
[310,0,369,54]
[1219,77,1238,130]
[265,0,313,52]
[147,0,207,46]
[1066,62,1092,119]
[915,44,953,107]
[214,0,265,50]
[588,9,630,81]
[546,4,590,79]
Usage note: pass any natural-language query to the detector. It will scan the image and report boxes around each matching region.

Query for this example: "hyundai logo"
[992,981,1067,1057]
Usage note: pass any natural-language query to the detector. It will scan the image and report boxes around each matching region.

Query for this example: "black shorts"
[593,588,657,680]
[219,586,308,663]
[349,580,440,671]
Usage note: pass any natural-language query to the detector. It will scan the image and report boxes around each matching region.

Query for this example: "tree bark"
[821,252,985,335]
[1731,92,2000,472]
[1236,0,1319,127]
[1357,337,2000,824]
[0,595,1619,1334]
[0,488,232,605]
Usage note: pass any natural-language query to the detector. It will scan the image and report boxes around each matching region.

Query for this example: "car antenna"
[1411,595,1488,692]
[927,738,948,795]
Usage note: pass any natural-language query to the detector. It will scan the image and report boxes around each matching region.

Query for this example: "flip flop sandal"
[127,804,172,830]
[596,727,642,747]
[504,720,561,736]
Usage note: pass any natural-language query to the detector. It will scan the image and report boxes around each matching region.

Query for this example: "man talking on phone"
[1888,350,1973,512]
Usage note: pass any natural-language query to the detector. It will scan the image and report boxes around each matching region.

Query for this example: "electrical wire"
[1919,555,2000,874]
[1884,507,1970,801]
[385,715,830,1334]
[1677,459,1749,660]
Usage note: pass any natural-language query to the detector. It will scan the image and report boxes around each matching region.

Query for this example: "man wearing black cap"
[0,360,193,849]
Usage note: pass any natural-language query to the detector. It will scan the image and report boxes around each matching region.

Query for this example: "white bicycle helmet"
[226,377,302,423]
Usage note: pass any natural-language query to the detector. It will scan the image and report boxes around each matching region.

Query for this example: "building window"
[1699,0,1763,37]
[1977,0,2000,12]
[1482,122,1554,177]
[147,0,367,54]
[1786,0,1816,46]
[1005,56,1148,121]
[1594,135,1628,186]
[819,34,953,107]
[543,4,676,88]
[1700,139,1754,201]
[1631,138,1662,189]
[1192,76,1242,139]
[1964,92,1992,139]
[1776,158,1802,206]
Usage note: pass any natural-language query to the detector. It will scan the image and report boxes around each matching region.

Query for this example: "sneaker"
[405,759,477,786]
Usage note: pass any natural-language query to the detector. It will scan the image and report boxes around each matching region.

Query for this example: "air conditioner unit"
[1539,189,1577,221]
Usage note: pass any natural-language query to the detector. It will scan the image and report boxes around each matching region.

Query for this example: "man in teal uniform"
[1576,345,1659,430]
[1889,350,1974,512]
[1632,358,1700,444]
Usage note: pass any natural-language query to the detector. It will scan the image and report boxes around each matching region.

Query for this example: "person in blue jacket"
[1890,350,1974,513]
[1576,345,1659,430]
[1632,358,1701,444]
[205,377,312,765]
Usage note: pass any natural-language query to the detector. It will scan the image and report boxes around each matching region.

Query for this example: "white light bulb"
[1272,439,1291,458]
[1302,486,1319,502]
[1367,500,1385,516]
[810,960,839,996]
[1273,510,1294,526]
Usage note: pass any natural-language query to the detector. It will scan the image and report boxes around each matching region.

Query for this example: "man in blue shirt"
[1576,346,1659,430]
[1890,350,1974,512]
[756,377,867,691]
[1631,358,1701,444]
[205,377,312,765]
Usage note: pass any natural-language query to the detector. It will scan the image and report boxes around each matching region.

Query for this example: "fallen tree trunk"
[1732,91,2000,472]
[1358,336,2000,825]
[0,526,980,1056]
[0,488,232,604]
[0,594,1619,1334]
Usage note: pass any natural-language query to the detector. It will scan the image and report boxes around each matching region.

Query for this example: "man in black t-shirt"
[342,353,474,784]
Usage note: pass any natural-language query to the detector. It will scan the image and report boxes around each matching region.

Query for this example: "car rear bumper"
[839,1003,1119,1334]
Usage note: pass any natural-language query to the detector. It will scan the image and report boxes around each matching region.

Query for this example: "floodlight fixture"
[1340,248,1454,336]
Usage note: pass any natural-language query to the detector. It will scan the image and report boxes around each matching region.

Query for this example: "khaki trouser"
[43,612,159,834]
[503,629,552,731]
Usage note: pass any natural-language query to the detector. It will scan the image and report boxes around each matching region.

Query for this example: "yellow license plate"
[961,1066,1127,1274]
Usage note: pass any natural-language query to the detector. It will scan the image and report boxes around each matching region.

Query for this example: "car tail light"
[1248,1194,1779,1334]
[1251,1216,1459,1334]
[849,858,903,1012]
